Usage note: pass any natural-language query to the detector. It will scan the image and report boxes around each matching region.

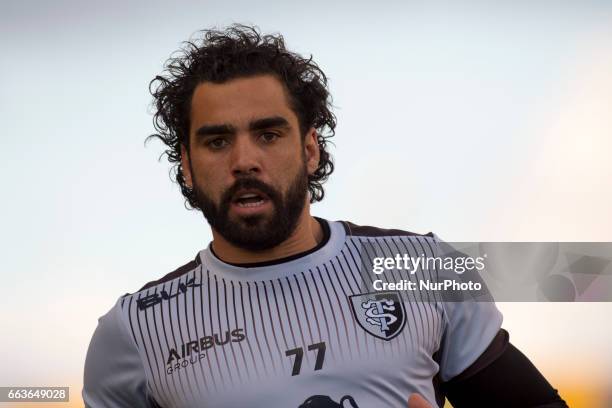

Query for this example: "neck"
[210,206,323,264]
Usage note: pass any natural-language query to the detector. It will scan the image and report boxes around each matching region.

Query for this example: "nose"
[230,134,261,177]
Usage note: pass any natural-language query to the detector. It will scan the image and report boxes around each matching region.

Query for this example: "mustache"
[220,178,280,205]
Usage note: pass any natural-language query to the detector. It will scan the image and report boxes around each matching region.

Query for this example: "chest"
[127,268,446,407]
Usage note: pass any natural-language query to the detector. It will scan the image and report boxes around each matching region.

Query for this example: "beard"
[191,164,309,251]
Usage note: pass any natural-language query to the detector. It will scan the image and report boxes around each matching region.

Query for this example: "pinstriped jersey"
[83,219,502,407]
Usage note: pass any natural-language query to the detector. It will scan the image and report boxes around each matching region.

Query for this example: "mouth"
[231,189,270,209]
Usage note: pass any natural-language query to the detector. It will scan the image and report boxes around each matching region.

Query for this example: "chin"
[233,213,269,227]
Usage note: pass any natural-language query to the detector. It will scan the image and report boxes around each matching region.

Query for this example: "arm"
[433,238,567,407]
[83,298,155,408]
[443,329,568,408]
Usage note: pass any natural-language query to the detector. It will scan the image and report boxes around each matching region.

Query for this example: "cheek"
[279,154,307,186]
[191,162,225,199]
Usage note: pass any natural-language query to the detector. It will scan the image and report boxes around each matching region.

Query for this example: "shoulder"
[83,298,150,407]
[340,220,435,239]
[135,254,202,293]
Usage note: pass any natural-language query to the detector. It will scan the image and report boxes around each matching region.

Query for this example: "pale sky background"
[1,0,611,406]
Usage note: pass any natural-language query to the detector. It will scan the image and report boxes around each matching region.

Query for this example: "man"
[83,25,568,407]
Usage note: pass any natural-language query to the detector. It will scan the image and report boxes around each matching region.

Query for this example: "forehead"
[190,74,297,129]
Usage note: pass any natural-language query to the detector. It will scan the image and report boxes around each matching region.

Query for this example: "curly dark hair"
[147,24,336,208]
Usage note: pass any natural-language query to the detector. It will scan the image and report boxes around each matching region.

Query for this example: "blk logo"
[137,277,201,310]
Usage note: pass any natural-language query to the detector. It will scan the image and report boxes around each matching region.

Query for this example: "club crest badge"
[349,291,406,341]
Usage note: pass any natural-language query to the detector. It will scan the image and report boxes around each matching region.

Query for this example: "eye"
[206,137,229,150]
[259,132,279,144]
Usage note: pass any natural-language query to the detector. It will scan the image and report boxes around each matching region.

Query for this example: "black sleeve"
[442,329,568,408]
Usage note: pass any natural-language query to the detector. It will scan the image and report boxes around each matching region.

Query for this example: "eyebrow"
[194,116,291,138]
[249,116,290,131]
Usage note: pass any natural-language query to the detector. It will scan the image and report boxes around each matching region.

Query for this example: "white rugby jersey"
[83,219,502,408]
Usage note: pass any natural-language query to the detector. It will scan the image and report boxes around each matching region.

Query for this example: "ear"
[180,144,193,188]
[304,127,320,176]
